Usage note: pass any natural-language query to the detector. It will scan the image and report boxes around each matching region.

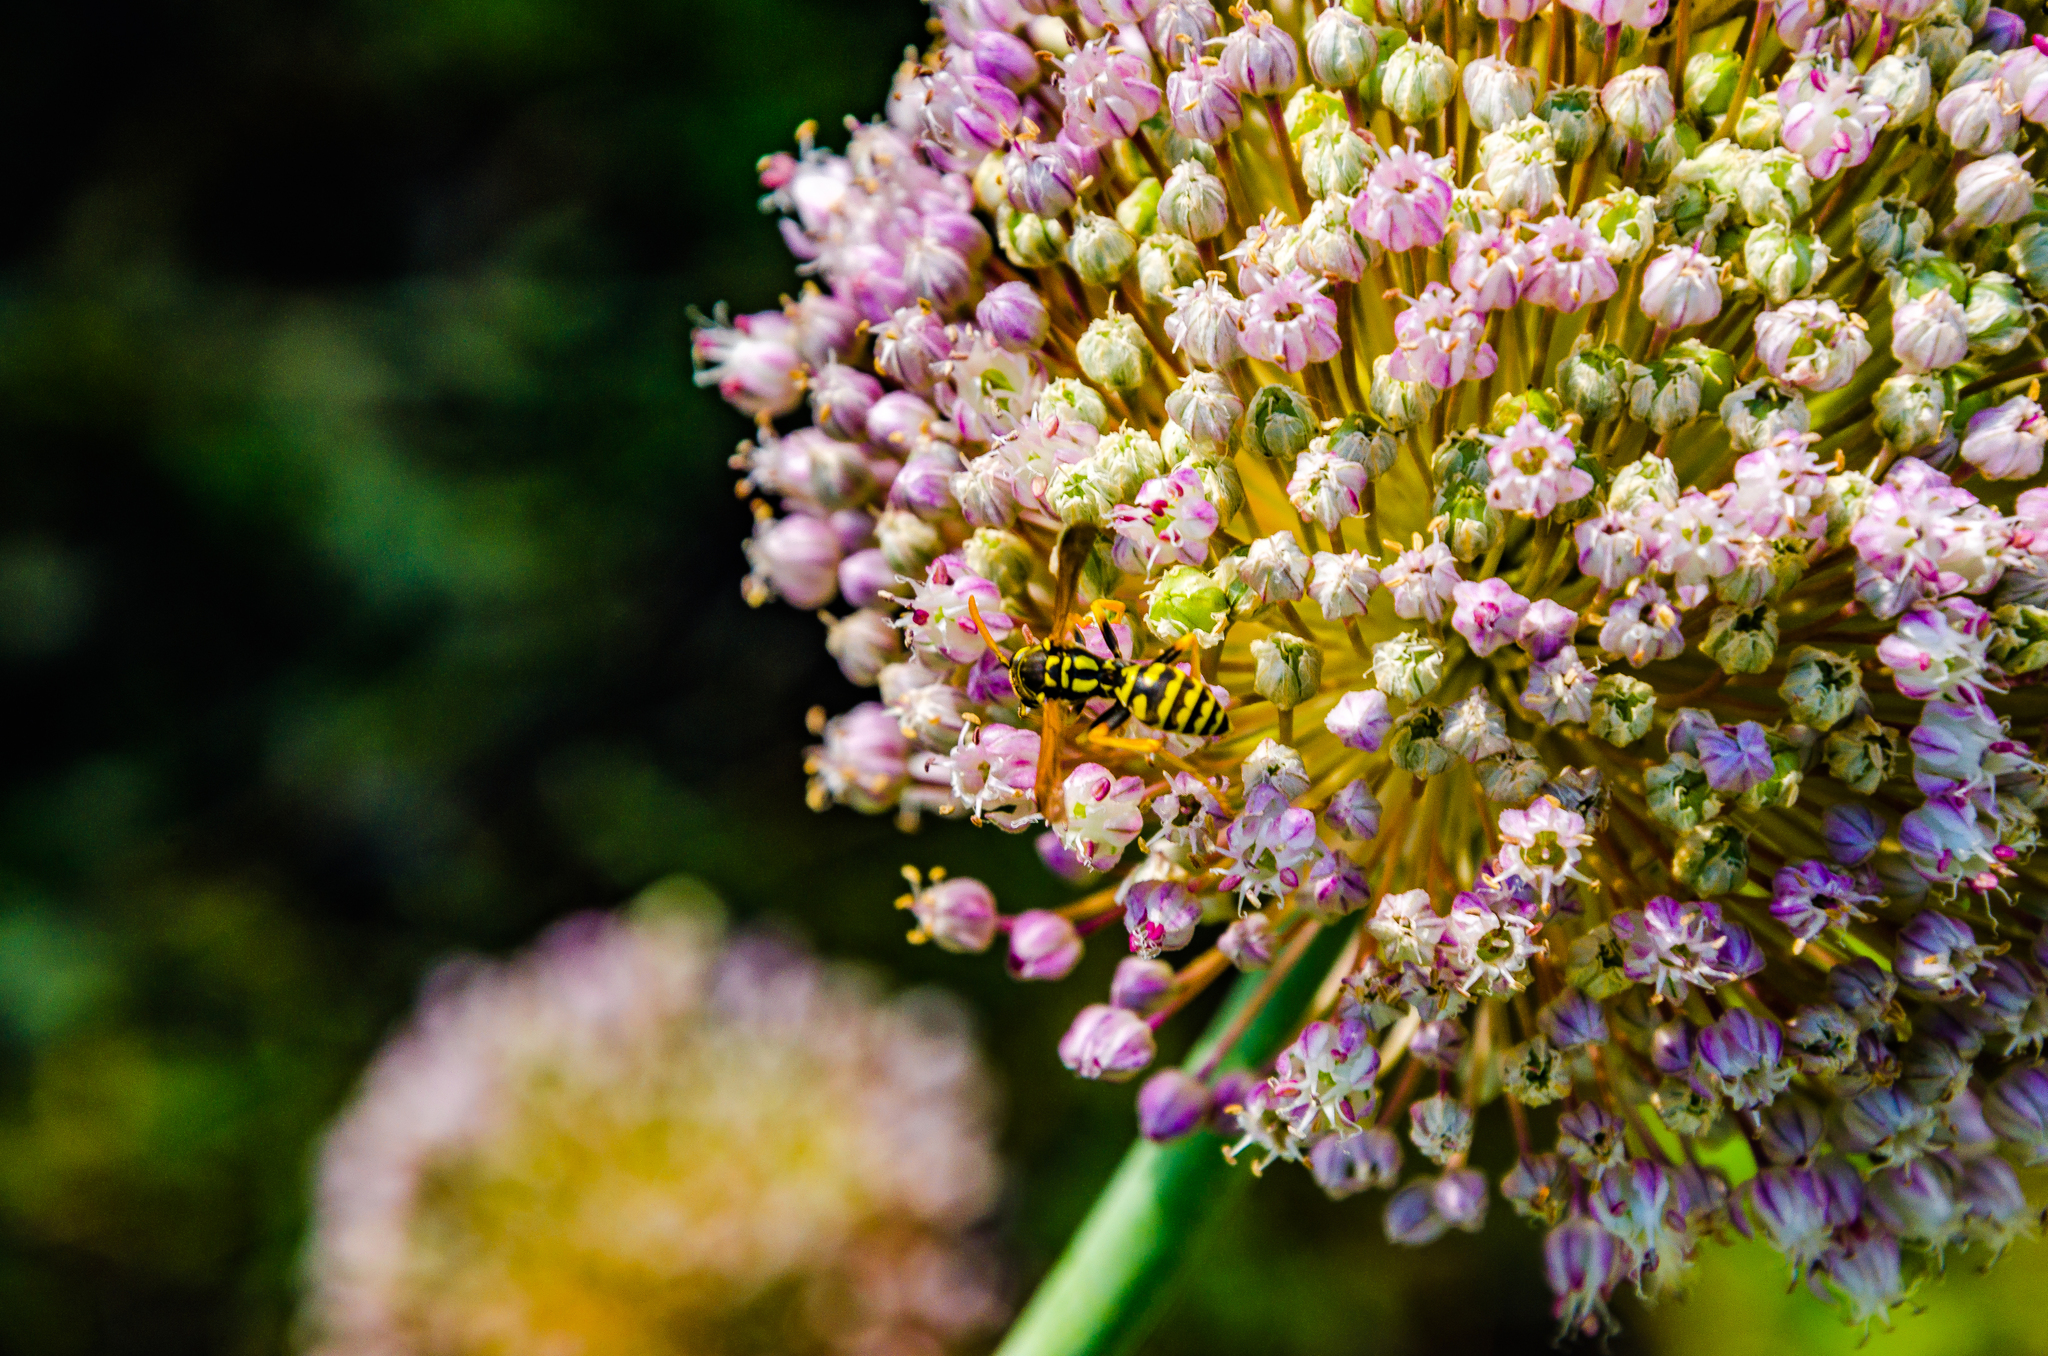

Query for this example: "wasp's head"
[1009,644,1050,708]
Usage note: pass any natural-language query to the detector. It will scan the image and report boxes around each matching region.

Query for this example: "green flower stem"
[994,918,1360,1356]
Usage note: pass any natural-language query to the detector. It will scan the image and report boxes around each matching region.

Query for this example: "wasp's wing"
[1048,522,1100,643]
[1034,698,1068,821]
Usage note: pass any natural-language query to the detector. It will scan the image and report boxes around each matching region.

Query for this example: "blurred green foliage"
[0,4,2043,1356]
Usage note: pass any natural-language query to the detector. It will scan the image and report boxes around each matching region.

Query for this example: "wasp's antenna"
[966,594,1011,661]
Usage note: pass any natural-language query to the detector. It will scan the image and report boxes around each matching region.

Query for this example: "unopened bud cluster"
[701,0,2048,1337]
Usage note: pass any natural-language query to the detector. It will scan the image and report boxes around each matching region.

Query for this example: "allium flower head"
[303,896,1002,1356]
[700,0,2048,1332]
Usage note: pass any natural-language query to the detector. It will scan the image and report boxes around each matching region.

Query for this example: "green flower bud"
[1909,11,1972,83]
[1046,456,1121,526]
[1252,632,1324,710]
[1646,753,1723,831]
[1653,1077,1720,1135]
[1991,604,2048,674]
[2008,223,2048,298]
[1964,272,2038,357]
[963,527,1036,599]
[1889,251,1971,307]
[1325,413,1401,478]
[1590,674,1657,747]
[1874,372,1950,451]
[1566,924,1634,999]
[1702,603,1778,675]
[1778,646,1864,730]
[1308,8,1379,88]
[1094,426,1171,500]
[1355,26,1408,107]
[997,204,1068,268]
[1558,342,1630,424]
[1609,451,1679,513]
[1945,48,2001,94]
[1720,379,1810,452]
[1737,734,1803,812]
[1823,715,1898,794]
[1301,121,1372,197]
[1431,429,1492,493]
[1673,822,1748,896]
[1076,311,1151,391]
[1735,97,1780,150]
[1437,482,1502,563]
[1247,383,1318,459]
[1737,148,1812,226]
[1684,51,1742,117]
[1181,453,1246,521]
[1372,631,1446,701]
[875,507,944,576]
[1668,337,1734,409]
[1864,51,1932,125]
[1743,222,1830,306]
[1621,119,1698,188]
[1156,163,1229,242]
[1488,387,1568,434]
[1146,564,1232,647]
[1369,355,1437,431]
[1625,358,1704,435]
[1284,86,1347,139]
[1480,742,1551,802]
[1823,470,1873,549]
[1382,39,1457,123]
[1035,376,1110,430]
[1578,188,1658,263]
[1136,232,1204,305]
[1388,706,1451,776]
[1116,178,1161,238]
[1851,196,1932,268]
[1503,1036,1573,1108]
[1076,532,1124,606]
[1068,212,1137,287]
[1538,85,1606,162]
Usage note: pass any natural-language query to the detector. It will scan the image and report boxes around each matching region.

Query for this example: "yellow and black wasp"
[968,524,1229,820]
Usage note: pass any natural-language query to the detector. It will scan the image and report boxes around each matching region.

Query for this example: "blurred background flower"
[302,881,1004,1356]
[0,1,2042,1355]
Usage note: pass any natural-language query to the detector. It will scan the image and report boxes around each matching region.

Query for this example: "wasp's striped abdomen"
[1012,643,1114,709]
[1115,662,1229,737]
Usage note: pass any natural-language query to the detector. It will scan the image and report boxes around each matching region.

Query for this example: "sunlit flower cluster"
[701,0,2048,1336]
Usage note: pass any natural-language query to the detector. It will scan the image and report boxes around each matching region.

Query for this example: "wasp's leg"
[1087,731,1166,755]
[1087,598,1127,657]
[1087,701,1132,733]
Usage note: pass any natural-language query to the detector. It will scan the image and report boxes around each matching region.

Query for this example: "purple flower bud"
[1964,955,2044,1044]
[1122,880,1201,958]
[1664,706,1719,756]
[1717,922,1765,979]
[1137,1069,1211,1142]
[1219,912,1276,970]
[1834,1085,1936,1163]
[905,874,999,953]
[1695,721,1775,794]
[976,281,1051,352]
[1217,7,1300,97]
[1409,1093,1475,1165]
[1410,1018,1468,1070]
[1323,778,1383,840]
[1758,1096,1824,1165]
[866,390,939,449]
[1984,1063,2048,1164]
[1940,1088,1997,1155]
[1384,1180,1451,1246]
[1324,689,1392,751]
[1540,989,1610,1049]
[745,512,842,610]
[1543,1217,1625,1339]
[1980,7,2029,50]
[1433,1167,1491,1232]
[1650,1020,1694,1074]
[808,362,883,441]
[1896,910,1990,1001]
[1007,909,1084,980]
[1955,1154,2033,1251]
[1556,1102,1627,1178]
[1901,1032,1971,1107]
[968,28,1040,90]
[1864,1159,1956,1244]
[1742,1165,1833,1269]
[1304,848,1370,921]
[1110,957,1176,1013]
[1817,1222,1905,1328]
[1310,1127,1402,1198]
[1502,1152,1568,1223]
[1829,957,1898,1028]
[1516,597,1579,661]
[1693,1008,1790,1111]
[874,304,954,393]
[1058,1002,1157,1081]
[1035,830,1100,884]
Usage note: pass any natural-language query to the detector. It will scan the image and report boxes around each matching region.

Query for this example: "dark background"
[0,3,2040,1354]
